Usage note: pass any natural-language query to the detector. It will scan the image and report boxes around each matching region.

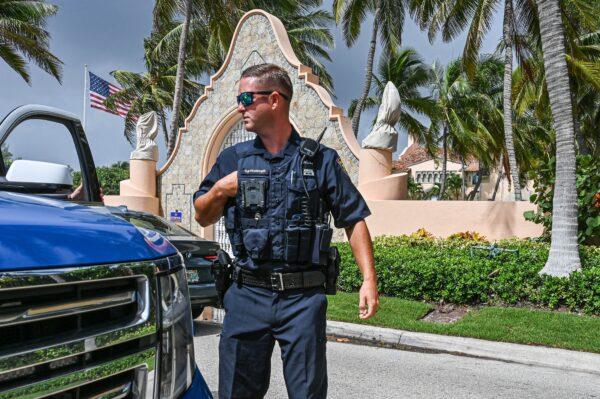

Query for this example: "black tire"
[191,306,204,319]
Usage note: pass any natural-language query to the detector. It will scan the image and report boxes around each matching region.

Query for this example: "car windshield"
[122,214,194,237]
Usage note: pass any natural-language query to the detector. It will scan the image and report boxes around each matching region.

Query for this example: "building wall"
[364,200,542,240]
[408,159,532,201]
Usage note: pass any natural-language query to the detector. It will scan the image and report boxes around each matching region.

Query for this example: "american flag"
[89,71,132,118]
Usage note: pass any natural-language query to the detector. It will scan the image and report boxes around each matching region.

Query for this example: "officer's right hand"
[216,171,238,198]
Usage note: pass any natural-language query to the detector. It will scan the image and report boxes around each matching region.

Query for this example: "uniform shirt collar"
[250,127,301,160]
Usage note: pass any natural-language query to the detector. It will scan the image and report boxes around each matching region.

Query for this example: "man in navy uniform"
[194,63,378,399]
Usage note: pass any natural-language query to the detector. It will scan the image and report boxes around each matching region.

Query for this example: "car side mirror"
[6,159,73,186]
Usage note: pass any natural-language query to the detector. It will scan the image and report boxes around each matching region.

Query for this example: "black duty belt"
[237,269,326,291]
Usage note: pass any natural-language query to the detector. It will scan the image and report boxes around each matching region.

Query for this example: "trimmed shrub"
[337,236,600,315]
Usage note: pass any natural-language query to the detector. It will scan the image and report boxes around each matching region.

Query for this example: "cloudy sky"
[0,0,502,171]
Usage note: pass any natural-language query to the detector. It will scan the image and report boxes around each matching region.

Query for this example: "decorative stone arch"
[158,9,360,238]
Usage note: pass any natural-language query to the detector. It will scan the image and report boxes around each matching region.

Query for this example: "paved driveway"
[194,322,600,398]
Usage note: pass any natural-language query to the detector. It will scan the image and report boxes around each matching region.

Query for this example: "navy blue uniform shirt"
[194,129,371,229]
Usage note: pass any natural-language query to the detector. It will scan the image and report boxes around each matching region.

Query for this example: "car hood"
[0,192,177,271]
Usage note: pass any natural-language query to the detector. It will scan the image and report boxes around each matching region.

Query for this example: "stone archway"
[158,9,360,238]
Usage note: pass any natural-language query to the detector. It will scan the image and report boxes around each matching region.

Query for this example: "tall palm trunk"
[460,157,466,200]
[537,0,581,276]
[468,169,484,200]
[167,0,192,157]
[439,125,448,199]
[159,109,169,149]
[491,154,504,201]
[502,0,522,201]
[351,0,381,137]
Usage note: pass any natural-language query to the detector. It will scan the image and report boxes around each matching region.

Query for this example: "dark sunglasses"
[236,91,290,106]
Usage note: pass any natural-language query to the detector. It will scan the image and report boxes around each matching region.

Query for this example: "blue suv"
[0,105,213,398]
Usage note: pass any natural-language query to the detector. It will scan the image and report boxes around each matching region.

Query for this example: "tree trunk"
[467,168,483,200]
[159,109,169,150]
[439,125,448,199]
[167,0,192,157]
[537,0,581,276]
[460,157,466,200]
[502,0,522,201]
[491,154,504,201]
[351,1,381,138]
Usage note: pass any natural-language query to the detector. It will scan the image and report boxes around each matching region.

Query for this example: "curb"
[326,320,600,376]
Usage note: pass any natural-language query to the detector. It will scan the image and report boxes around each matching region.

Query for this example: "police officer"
[194,63,378,399]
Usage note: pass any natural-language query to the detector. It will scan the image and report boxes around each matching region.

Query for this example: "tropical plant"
[514,28,600,158]
[410,0,543,201]
[348,48,438,152]
[73,162,130,196]
[407,176,425,199]
[525,154,600,245]
[444,173,463,200]
[152,0,194,157]
[535,0,581,276]
[333,0,405,137]
[428,59,496,199]
[150,0,335,150]
[1,143,12,168]
[105,34,201,148]
[0,0,62,84]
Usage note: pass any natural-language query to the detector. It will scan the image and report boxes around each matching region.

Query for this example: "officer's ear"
[269,92,286,111]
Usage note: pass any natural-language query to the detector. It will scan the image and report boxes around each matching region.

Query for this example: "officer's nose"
[237,102,245,113]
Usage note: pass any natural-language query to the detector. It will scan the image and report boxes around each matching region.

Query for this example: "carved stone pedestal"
[103,159,159,214]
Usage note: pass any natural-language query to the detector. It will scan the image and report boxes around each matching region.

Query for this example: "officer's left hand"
[358,280,379,319]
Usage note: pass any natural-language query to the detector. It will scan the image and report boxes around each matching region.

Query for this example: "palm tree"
[429,59,493,199]
[514,28,600,157]
[105,35,201,148]
[0,0,62,84]
[348,48,438,152]
[151,0,335,148]
[333,0,405,137]
[411,0,540,200]
[536,0,581,276]
[153,0,195,157]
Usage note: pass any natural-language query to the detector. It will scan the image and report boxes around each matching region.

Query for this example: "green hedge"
[337,236,600,315]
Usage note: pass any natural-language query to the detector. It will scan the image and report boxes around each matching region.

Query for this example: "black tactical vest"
[224,141,332,270]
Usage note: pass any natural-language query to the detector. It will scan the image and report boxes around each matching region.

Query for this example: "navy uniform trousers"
[218,282,328,399]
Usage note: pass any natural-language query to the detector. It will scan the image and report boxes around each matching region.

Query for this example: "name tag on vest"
[303,169,315,176]
[242,168,268,175]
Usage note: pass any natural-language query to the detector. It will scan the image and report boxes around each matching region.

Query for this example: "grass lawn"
[327,292,600,353]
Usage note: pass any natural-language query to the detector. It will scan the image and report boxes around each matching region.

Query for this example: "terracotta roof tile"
[392,143,479,173]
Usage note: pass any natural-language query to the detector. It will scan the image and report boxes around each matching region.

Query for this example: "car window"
[1,119,83,200]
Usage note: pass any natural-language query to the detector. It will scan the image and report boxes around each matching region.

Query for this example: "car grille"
[0,261,160,399]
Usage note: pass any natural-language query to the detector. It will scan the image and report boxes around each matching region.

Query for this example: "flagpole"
[82,64,88,131]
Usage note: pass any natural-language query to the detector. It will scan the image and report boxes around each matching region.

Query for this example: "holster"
[325,246,340,295]
[210,249,233,308]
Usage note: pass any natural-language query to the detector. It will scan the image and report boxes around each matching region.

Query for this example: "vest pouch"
[311,224,333,265]
[284,225,312,264]
[284,226,300,263]
[242,228,270,260]
[296,226,312,264]
[225,207,243,256]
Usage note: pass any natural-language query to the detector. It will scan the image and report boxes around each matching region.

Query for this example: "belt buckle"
[271,273,285,291]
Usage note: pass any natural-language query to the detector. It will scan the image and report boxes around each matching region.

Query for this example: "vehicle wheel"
[192,306,204,319]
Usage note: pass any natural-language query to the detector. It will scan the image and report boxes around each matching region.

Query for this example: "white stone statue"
[361,81,401,152]
[130,111,159,161]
